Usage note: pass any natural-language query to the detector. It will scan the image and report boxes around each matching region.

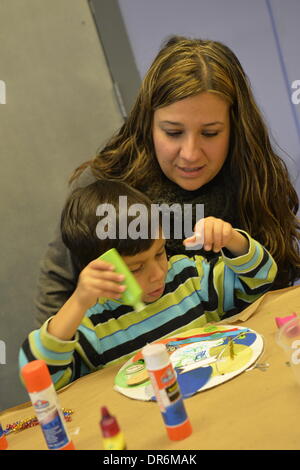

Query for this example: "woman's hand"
[183,217,249,256]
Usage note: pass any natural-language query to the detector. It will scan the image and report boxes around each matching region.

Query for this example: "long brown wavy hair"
[71,35,300,286]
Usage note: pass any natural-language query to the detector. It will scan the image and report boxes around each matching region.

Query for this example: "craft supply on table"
[275,313,298,330]
[276,313,300,385]
[142,343,192,441]
[100,406,126,450]
[0,422,8,450]
[3,409,74,436]
[115,325,264,401]
[99,248,145,311]
[21,359,75,450]
[125,361,149,385]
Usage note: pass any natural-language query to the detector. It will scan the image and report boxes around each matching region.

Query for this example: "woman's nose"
[180,136,203,162]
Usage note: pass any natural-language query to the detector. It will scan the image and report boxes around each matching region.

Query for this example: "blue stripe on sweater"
[82,290,203,352]
[225,245,260,273]
[166,257,194,281]
[33,330,74,362]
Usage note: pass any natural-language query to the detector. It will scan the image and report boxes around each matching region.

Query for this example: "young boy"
[19,180,277,390]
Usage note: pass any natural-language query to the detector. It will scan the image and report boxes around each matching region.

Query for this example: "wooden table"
[2,286,300,450]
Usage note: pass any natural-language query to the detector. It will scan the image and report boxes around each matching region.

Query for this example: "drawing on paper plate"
[114,324,264,401]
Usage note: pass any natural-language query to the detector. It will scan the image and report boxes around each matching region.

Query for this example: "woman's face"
[152,92,230,191]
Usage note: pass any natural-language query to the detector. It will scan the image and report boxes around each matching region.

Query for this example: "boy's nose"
[149,264,165,283]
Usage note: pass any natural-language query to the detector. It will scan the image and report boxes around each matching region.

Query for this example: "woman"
[35,35,300,326]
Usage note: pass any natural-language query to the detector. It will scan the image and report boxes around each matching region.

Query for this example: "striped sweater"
[19,231,277,390]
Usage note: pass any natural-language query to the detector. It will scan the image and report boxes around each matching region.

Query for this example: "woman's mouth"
[176,165,205,177]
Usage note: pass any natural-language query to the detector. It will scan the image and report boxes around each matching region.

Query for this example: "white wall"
[0,0,122,409]
[118,0,300,194]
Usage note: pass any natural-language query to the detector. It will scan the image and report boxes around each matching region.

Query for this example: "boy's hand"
[183,217,249,256]
[48,259,126,341]
[74,259,126,310]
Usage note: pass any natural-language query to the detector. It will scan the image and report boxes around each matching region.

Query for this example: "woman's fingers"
[183,219,204,248]
[184,218,233,252]
[210,219,223,252]
[203,219,213,251]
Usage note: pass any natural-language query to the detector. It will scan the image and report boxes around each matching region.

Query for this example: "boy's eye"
[131,265,143,274]
[156,250,165,258]
[130,251,165,273]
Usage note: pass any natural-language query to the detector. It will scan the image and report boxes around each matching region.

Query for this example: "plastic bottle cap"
[142,343,169,370]
[21,360,52,393]
[275,313,297,329]
[0,435,8,450]
[0,424,8,450]
[134,301,146,312]
[100,407,120,437]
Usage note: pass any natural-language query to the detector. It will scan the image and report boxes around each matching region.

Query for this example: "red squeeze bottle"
[21,360,75,450]
[100,407,126,450]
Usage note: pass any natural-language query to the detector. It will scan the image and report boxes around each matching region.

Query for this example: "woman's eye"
[164,130,219,138]
[165,130,182,137]
[203,132,218,137]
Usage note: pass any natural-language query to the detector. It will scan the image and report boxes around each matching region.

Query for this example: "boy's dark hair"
[61,180,161,271]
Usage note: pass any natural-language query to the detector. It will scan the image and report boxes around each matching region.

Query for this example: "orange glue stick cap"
[22,360,52,393]
[0,423,8,450]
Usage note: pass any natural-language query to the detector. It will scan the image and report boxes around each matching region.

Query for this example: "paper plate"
[114,324,264,401]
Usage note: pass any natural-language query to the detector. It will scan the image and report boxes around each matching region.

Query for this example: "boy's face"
[122,237,168,303]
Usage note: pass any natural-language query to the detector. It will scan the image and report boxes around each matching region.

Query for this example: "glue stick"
[142,343,192,441]
[99,248,145,311]
[21,360,75,450]
[0,422,8,450]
